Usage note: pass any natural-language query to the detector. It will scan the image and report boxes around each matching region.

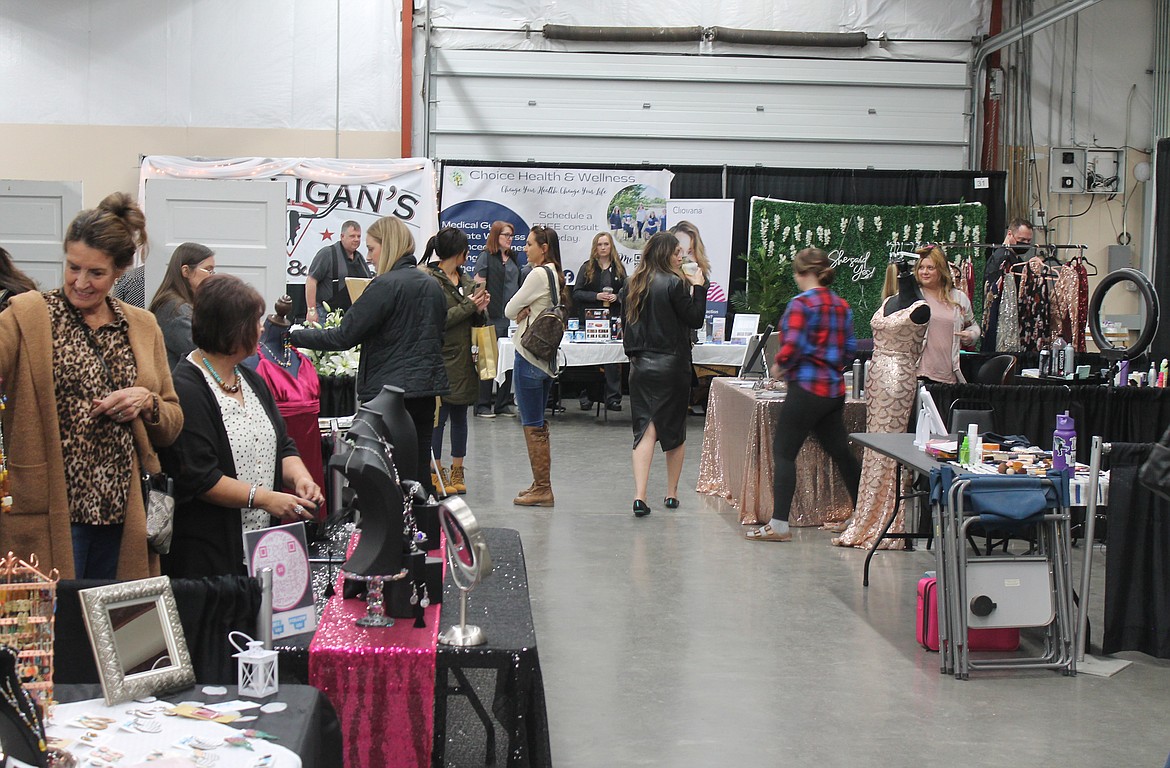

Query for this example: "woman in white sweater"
[504,225,569,507]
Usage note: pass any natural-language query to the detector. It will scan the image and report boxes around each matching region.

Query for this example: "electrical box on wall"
[1048,147,1125,194]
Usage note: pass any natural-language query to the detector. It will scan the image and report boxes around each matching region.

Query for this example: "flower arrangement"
[291,303,360,378]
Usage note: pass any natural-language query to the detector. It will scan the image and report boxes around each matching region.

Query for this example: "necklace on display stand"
[0,647,47,754]
[259,338,293,369]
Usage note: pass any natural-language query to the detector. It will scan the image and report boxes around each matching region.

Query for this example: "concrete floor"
[454,402,1170,768]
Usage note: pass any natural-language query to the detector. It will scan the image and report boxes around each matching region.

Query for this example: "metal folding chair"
[930,468,1077,679]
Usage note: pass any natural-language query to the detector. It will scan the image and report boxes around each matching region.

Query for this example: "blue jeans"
[433,403,470,459]
[72,523,124,579]
[513,353,552,427]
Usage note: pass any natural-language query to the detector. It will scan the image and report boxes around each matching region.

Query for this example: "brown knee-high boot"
[514,423,554,506]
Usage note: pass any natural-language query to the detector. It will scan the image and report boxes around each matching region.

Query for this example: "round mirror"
[1087,268,1159,361]
[437,497,492,647]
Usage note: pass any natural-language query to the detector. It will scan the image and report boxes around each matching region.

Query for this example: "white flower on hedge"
[782,225,791,242]
[855,215,864,232]
[823,230,831,245]
[956,214,964,230]
[805,229,813,246]
[915,223,925,241]
[873,216,882,231]
[840,217,849,234]
[903,224,911,240]
[932,220,940,236]
[973,225,982,242]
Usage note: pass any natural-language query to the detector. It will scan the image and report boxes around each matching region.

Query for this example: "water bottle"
[1052,411,1076,470]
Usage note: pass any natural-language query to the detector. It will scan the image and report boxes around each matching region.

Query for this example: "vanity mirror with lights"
[78,576,196,705]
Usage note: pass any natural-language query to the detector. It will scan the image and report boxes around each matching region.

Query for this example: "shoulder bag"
[74,309,175,553]
[520,266,567,365]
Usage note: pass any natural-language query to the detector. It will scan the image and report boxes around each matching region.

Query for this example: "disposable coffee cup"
[681,262,700,277]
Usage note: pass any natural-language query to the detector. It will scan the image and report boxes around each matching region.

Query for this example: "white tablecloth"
[494,339,748,383]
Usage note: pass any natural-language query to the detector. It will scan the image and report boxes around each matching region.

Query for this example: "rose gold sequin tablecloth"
[697,377,865,526]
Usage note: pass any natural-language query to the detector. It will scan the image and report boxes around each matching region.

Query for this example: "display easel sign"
[730,314,760,345]
[584,308,611,341]
[243,522,316,638]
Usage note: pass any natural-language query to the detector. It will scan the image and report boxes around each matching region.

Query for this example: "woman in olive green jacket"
[426,228,491,494]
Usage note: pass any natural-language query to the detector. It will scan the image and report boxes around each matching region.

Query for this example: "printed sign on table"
[243,522,315,638]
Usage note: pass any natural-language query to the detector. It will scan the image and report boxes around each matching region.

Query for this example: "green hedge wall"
[747,199,987,338]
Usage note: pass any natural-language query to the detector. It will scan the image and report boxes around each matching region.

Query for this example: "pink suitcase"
[917,576,1020,652]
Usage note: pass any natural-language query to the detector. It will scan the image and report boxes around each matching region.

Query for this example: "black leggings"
[404,395,438,497]
[772,383,861,523]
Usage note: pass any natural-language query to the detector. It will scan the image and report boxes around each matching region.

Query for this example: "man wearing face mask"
[981,218,1033,352]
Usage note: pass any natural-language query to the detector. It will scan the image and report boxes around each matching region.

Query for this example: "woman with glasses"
[620,232,707,517]
[149,242,216,370]
[505,225,569,507]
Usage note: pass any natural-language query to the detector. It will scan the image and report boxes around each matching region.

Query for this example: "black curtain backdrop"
[439,160,1007,330]
[924,382,1170,463]
[1103,442,1170,658]
[1152,138,1170,360]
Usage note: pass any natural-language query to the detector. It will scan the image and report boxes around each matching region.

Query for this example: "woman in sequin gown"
[832,298,928,549]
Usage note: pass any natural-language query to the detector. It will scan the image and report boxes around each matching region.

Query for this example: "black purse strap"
[543,265,560,308]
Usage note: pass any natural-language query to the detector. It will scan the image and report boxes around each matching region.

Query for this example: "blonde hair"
[914,245,956,308]
[668,220,710,278]
[581,232,627,285]
[881,263,899,301]
[368,216,415,275]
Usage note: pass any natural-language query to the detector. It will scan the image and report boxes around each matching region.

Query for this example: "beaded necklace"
[259,338,293,369]
[0,390,10,513]
[200,354,241,394]
[0,650,46,753]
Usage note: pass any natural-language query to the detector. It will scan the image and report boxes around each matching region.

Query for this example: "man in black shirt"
[305,220,370,322]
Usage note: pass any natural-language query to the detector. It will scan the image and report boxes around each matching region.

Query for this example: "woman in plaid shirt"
[746,247,862,542]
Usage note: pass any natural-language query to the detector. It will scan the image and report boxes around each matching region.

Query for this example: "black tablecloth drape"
[1102,443,1170,658]
[55,576,262,685]
[434,527,552,768]
[925,383,1170,463]
[56,683,342,768]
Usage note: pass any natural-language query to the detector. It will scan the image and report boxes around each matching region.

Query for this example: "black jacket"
[291,255,449,401]
[572,262,626,322]
[161,360,299,578]
[621,272,707,360]
[475,248,521,321]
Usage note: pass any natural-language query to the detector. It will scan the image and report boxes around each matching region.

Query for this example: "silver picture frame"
[78,576,196,705]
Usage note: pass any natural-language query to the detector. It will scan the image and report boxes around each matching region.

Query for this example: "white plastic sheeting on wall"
[426,0,990,62]
[0,0,401,130]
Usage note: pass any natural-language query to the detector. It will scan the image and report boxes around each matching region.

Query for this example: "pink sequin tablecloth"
[697,377,865,526]
[309,549,443,768]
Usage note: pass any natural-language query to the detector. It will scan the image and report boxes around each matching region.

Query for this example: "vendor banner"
[748,198,987,337]
[666,198,734,319]
[438,164,673,284]
[139,157,438,286]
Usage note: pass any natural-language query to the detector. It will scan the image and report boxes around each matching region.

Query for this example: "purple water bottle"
[1052,411,1076,470]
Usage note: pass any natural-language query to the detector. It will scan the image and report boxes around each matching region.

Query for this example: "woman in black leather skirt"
[620,232,707,517]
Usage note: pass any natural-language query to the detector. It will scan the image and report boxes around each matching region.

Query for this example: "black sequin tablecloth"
[274,527,551,767]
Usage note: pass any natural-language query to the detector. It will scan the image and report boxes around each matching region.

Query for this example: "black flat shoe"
[633,500,651,517]
[664,497,679,509]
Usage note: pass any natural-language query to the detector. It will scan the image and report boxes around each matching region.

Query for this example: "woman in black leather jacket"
[572,231,627,411]
[290,215,448,496]
[620,232,707,517]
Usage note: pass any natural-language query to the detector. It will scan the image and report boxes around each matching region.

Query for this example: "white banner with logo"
[439,164,674,284]
[139,157,438,284]
[666,198,734,318]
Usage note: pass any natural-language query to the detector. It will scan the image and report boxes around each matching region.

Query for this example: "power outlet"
[1030,209,1047,228]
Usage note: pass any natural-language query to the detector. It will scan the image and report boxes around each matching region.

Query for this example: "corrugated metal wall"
[427,50,970,169]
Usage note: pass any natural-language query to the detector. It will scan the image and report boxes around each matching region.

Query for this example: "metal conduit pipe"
[542,25,703,43]
[709,27,868,48]
[966,0,1104,169]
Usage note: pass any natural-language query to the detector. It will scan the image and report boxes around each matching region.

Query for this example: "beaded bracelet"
[247,484,259,509]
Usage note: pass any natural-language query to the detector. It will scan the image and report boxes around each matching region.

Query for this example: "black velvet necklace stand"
[338,434,406,579]
[0,648,48,768]
[357,386,418,483]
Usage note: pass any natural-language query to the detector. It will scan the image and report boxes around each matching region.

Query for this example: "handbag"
[1138,424,1170,501]
[519,266,567,365]
[142,470,176,554]
[472,322,498,381]
[73,305,175,553]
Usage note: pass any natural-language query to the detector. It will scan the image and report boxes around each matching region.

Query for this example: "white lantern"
[232,634,279,698]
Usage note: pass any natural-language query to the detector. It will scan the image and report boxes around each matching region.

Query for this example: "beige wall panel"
[0,125,400,207]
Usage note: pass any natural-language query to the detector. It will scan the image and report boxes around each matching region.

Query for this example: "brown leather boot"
[514,423,554,506]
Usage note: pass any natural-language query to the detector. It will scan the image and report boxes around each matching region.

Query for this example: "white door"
[144,179,288,309]
[0,180,83,290]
